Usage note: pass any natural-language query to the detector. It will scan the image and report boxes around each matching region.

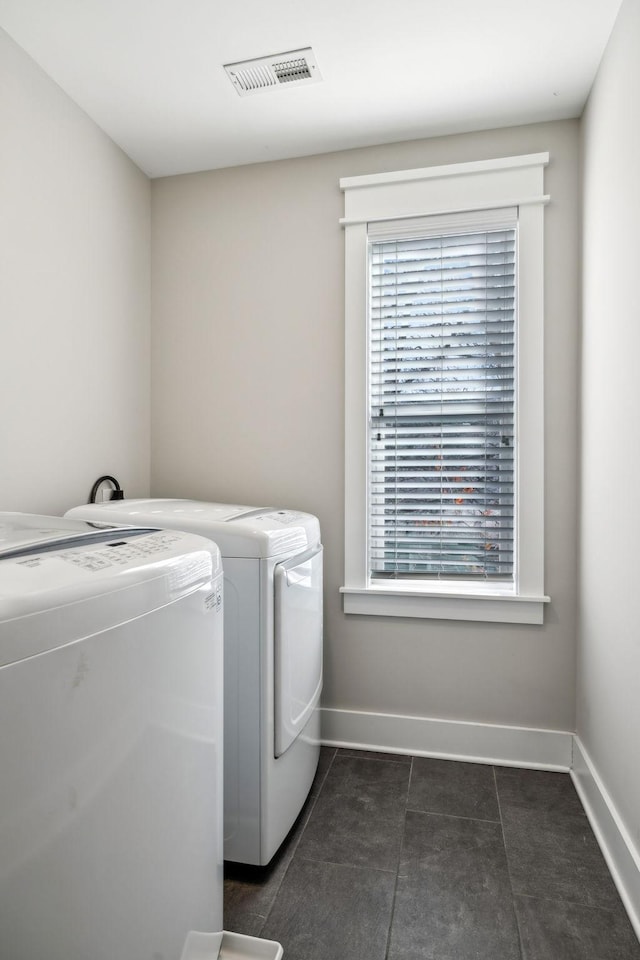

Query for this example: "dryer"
[65,499,323,866]
[0,513,224,959]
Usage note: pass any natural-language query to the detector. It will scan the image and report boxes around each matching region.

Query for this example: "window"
[340,154,550,624]
[369,210,516,583]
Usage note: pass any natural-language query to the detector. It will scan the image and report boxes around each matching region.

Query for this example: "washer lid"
[0,512,130,558]
[65,500,321,558]
[82,499,249,523]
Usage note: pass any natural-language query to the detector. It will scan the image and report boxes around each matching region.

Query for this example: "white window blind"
[368,212,517,582]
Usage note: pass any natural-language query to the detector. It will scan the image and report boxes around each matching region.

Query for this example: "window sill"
[340,584,550,624]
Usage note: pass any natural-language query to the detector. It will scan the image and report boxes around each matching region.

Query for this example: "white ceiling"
[0,0,623,179]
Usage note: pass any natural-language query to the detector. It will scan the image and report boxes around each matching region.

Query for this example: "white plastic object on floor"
[180,930,283,960]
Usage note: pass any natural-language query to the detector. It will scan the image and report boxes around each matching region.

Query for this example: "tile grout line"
[384,754,414,960]
[514,889,637,913]
[337,750,412,765]
[493,765,525,960]
[294,855,397,875]
[405,806,501,825]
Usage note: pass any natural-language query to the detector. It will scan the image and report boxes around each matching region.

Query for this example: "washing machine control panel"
[57,530,186,571]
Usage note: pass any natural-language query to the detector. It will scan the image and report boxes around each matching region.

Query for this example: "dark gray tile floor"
[224,748,640,960]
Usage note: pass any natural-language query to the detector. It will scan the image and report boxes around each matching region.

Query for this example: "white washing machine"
[0,512,225,960]
[65,499,323,866]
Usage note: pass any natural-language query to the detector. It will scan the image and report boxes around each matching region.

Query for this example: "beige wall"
[0,30,151,516]
[152,119,580,732]
[579,0,640,856]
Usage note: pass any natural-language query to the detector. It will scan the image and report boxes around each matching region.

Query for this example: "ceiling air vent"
[224,47,321,97]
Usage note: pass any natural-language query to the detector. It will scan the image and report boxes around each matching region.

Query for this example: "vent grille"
[224,47,321,96]
[273,58,312,83]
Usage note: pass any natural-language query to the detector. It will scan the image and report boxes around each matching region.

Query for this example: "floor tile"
[295,789,403,871]
[495,766,585,816]
[408,757,500,821]
[388,810,520,960]
[320,754,411,820]
[223,882,266,938]
[260,857,396,960]
[223,867,274,934]
[501,803,621,910]
[515,894,640,960]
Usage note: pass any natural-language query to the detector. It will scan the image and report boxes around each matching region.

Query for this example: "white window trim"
[340,153,551,625]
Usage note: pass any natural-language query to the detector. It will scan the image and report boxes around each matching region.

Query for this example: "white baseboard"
[571,738,640,940]
[319,707,573,770]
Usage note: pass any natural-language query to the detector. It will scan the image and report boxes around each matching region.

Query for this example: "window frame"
[340,154,550,625]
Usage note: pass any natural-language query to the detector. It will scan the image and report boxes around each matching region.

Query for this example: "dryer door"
[274,546,323,758]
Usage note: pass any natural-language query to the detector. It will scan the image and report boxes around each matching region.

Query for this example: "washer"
[0,512,224,960]
[65,499,323,866]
